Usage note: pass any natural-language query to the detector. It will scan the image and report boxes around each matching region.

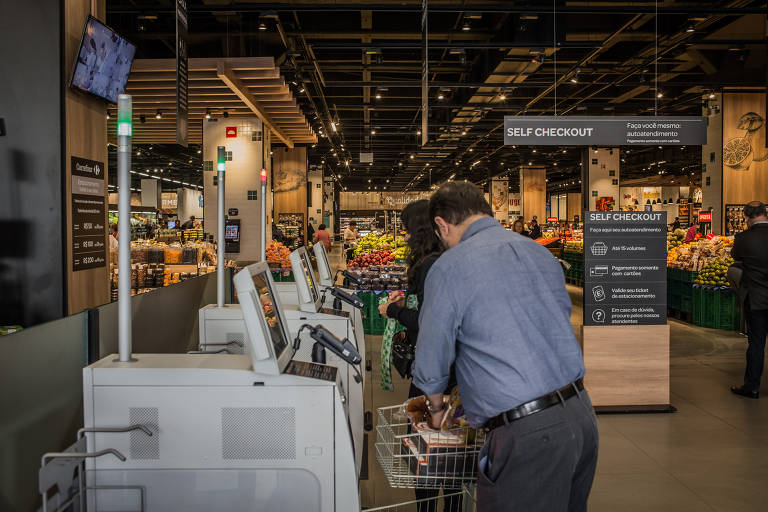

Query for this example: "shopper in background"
[731,201,768,399]
[344,220,360,262]
[109,224,119,250]
[528,218,542,240]
[512,219,529,237]
[307,217,316,242]
[378,199,458,512]
[685,221,699,243]
[670,217,681,231]
[413,182,598,512]
[312,223,332,252]
[272,222,286,244]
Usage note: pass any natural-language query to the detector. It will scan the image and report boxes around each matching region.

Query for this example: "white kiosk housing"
[197,249,366,475]
[81,262,360,511]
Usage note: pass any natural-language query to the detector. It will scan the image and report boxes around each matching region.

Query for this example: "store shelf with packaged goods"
[108,240,219,302]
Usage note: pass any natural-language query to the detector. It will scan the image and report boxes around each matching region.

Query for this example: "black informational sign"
[504,116,707,146]
[71,156,107,271]
[176,0,188,146]
[583,211,667,326]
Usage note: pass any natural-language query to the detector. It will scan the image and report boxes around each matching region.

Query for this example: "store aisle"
[331,242,768,511]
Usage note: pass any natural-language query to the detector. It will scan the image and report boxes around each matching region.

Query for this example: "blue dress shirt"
[412,216,585,427]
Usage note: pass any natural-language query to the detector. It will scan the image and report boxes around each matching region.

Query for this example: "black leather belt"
[484,379,584,432]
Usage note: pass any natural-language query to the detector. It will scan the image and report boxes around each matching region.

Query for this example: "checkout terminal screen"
[317,244,332,280]
[251,272,289,358]
[300,252,319,303]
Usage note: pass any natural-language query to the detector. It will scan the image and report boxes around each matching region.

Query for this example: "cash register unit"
[82,262,360,511]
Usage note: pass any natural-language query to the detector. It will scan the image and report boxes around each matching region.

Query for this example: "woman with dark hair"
[378,200,460,512]
[512,219,529,236]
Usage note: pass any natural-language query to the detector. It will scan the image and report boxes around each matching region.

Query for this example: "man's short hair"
[429,182,493,226]
[744,201,767,219]
[349,221,357,226]
[318,223,326,230]
[190,216,195,221]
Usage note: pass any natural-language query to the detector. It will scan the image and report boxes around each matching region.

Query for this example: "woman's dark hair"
[318,223,327,230]
[429,182,492,227]
[512,220,524,233]
[349,221,357,227]
[401,200,442,282]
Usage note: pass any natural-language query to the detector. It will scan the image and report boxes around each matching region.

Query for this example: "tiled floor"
[331,249,768,511]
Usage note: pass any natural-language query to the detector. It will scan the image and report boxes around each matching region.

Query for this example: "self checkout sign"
[583,211,668,326]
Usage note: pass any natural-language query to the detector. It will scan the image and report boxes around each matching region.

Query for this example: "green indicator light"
[217,146,226,172]
[117,95,133,137]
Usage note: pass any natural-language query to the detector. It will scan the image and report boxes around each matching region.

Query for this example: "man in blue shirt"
[413,182,598,512]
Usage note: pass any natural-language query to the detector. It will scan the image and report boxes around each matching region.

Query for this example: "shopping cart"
[375,404,485,490]
[364,484,476,511]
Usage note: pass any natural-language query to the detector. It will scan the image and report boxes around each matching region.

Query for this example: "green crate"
[702,287,717,328]
[680,294,693,313]
[692,286,703,325]
[679,282,694,300]
[669,293,682,310]
[680,270,698,283]
[715,289,740,331]
[357,290,388,335]
[668,268,682,282]
[668,280,684,296]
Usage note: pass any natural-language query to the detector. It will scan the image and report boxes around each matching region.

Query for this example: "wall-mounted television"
[69,16,136,104]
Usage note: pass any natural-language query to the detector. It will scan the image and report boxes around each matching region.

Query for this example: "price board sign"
[583,211,667,326]
[71,156,107,271]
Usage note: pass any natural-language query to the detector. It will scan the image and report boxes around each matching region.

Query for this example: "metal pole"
[217,146,226,307]
[260,168,267,261]
[117,95,133,362]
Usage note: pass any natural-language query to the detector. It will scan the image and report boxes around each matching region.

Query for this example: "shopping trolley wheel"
[364,411,373,431]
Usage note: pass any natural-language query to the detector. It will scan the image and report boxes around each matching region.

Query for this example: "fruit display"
[534,237,561,247]
[564,240,584,253]
[346,266,408,291]
[128,241,217,266]
[353,233,407,256]
[348,249,395,268]
[392,245,410,261]
[667,237,733,271]
[694,256,735,287]
[667,229,686,250]
[266,241,291,268]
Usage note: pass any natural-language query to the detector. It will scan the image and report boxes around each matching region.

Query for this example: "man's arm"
[412,264,460,400]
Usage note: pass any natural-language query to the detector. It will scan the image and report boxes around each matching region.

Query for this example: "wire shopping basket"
[364,484,476,511]
[375,404,485,490]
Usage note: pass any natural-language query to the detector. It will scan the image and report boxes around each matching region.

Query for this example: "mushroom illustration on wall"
[723,112,768,170]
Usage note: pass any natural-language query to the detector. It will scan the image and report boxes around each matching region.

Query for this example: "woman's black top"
[385,253,440,341]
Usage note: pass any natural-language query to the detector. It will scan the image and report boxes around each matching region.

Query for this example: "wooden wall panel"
[583,324,670,406]
[65,0,109,314]
[520,165,547,222]
[567,192,582,221]
[722,93,768,208]
[272,147,308,237]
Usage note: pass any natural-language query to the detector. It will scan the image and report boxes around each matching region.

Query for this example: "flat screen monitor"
[313,242,333,287]
[233,262,293,374]
[225,224,239,241]
[69,16,136,103]
[290,247,322,313]
[167,221,177,229]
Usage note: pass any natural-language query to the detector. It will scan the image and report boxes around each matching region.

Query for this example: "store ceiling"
[106,1,768,192]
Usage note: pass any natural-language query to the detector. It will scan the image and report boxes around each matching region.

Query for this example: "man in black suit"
[731,201,768,399]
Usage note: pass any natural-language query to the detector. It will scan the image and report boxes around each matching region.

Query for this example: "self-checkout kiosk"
[198,247,366,474]
[81,262,361,511]
[274,243,366,353]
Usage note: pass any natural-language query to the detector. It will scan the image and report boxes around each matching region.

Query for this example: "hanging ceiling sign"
[504,116,707,146]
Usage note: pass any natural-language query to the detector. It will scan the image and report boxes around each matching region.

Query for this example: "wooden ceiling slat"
[119,58,315,143]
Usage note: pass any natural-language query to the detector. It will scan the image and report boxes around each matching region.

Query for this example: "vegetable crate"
[357,290,388,335]
[375,405,485,490]
[692,286,740,331]
[363,485,476,511]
